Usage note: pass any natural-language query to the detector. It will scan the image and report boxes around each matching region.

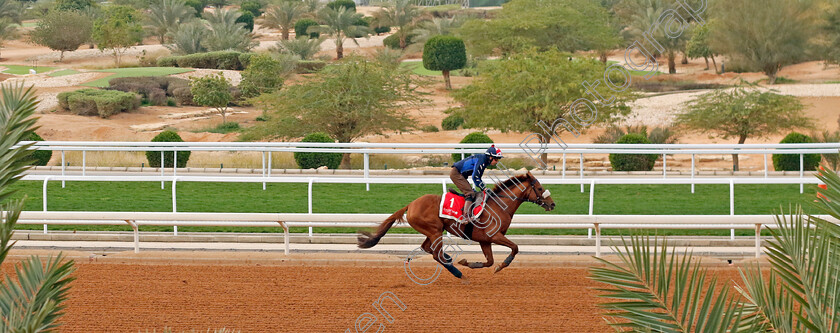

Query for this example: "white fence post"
[308,178,314,237]
[562,153,566,179]
[160,151,165,189]
[82,150,86,177]
[662,153,666,179]
[172,177,178,236]
[587,180,595,239]
[61,150,65,188]
[364,153,370,192]
[579,153,584,193]
[691,154,695,194]
[764,153,768,178]
[42,176,50,234]
[730,179,735,240]
[262,151,266,191]
[800,153,804,193]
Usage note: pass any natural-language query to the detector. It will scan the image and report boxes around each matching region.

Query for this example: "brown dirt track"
[2,251,748,332]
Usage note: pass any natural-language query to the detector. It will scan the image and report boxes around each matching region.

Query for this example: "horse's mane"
[492,174,532,194]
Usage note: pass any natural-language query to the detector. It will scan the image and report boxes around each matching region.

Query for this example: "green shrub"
[326,0,355,12]
[157,51,253,70]
[294,132,341,169]
[441,114,464,130]
[209,121,240,133]
[108,76,190,106]
[166,97,176,106]
[423,35,466,88]
[383,33,411,49]
[295,18,320,39]
[240,54,288,98]
[296,60,327,73]
[374,25,390,35]
[773,132,821,171]
[239,0,262,17]
[146,130,191,168]
[57,89,141,118]
[255,114,268,121]
[24,132,52,166]
[609,133,658,171]
[452,131,492,163]
[156,56,178,67]
[171,87,194,105]
[236,10,254,31]
[184,0,205,16]
[421,125,439,132]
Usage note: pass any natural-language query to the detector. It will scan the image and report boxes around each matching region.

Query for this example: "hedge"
[157,51,253,70]
[108,76,189,106]
[441,114,464,130]
[295,18,320,39]
[384,33,412,49]
[773,132,821,171]
[609,133,658,171]
[294,132,341,169]
[453,132,493,163]
[24,132,51,166]
[326,0,355,12]
[146,130,191,168]
[57,89,141,118]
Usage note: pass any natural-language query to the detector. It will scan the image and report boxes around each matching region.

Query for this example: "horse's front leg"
[490,234,518,273]
[458,241,494,269]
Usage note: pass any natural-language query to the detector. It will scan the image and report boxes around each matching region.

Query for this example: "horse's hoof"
[494,265,503,273]
[457,259,469,266]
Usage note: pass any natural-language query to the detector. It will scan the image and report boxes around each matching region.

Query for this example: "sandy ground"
[1,251,749,332]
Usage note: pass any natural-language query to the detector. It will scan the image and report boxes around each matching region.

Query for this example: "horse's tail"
[357,205,408,249]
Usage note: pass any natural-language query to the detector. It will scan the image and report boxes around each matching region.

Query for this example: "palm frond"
[590,234,752,332]
[0,84,39,204]
[0,255,76,332]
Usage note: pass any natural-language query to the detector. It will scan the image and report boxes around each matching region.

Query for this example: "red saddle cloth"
[439,191,486,220]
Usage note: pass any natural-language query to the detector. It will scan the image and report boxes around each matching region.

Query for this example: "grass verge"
[82,67,193,87]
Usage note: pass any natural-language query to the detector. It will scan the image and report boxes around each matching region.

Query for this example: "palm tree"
[260,1,305,40]
[373,0,424,49]
[272,37,323,60]
[590,167,840,332]
[202,9,257,52]
[0,84,76,332]
[625,0,687,74]
[165,20,207,54]
[316,6,369,59]
[146,0,196,43]
[0,18,16,60]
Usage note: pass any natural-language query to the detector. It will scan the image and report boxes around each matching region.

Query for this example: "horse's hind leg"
[490,234,518,273]
[458,241,494,269]
[426,232,464,279]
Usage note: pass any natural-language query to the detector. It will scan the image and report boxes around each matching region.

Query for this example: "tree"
[239,0,262,17]
[457,0,617,57]
[240,53,294,98]
[711,0,819,84]
[184,0,205,17]
[0,18,16,59]
[372,0,423,50]
[247,57,422,168]
[93,5,144,66]
[590,168,840,332]
[146,0,195,43]
[30,11,92,62]
[201,9,256,52]
[53,0,94,11]
[676,87,813,171]
[165,20,207,54]
[315,6,368,59]
[260,1,304,40]
[622,0,689,74]
[820,2,840,66]
[0,84,76,333]
[272,37,323,60]
[0,0,22,23]
[190,73,233,123]
[422,35,466,90]
[410,16,464,49]
[686,23,717,72]
[451,49,634,164]
[236,10,254,31]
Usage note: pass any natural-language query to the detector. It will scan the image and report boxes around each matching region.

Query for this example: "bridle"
[489,179,551,209]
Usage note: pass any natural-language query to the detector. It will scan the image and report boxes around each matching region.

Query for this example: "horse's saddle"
[439,189,487,222]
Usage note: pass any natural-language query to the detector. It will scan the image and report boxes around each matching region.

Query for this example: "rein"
[488,181,549,206]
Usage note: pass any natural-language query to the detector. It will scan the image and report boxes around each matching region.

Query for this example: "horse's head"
[524,171,555,212]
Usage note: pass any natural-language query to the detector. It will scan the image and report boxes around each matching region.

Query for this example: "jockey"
[450,145,503,220]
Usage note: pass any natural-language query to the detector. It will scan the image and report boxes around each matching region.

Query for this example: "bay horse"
[357,171,555,280]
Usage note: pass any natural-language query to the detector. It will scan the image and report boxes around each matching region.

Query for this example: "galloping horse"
[357,171,555,280]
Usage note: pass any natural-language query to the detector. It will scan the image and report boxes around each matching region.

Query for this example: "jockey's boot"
[461,198,474,223]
